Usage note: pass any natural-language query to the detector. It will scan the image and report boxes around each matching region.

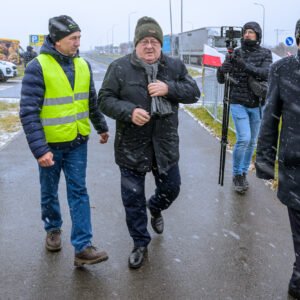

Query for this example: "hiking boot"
[74,245,109,267]
[45,229,62,252]
[146,200,164,234]
[232,175,246,194]
[243,173,249,190]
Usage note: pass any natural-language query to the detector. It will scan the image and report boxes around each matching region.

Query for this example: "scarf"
[133,51,173,117]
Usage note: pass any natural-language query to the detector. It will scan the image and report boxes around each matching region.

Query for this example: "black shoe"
[242,173,249,190]
[146,200,164,234]
[289,273,300,299]
[151,213,164,234]
[232,174,246,194]
[128,246,147,269]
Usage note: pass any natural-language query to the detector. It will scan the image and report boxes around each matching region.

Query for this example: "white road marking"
[0,85,13,91]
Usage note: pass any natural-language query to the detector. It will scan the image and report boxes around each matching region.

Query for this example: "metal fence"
[199,66,235,132]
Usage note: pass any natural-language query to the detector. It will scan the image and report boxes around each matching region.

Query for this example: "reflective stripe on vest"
[37,54,91,143]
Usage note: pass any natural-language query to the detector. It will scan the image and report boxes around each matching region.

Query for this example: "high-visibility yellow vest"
[37,54,91,143]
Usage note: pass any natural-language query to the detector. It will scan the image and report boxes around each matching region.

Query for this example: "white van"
[0,60,18,82]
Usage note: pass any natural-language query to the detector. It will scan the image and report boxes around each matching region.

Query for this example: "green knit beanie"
[134,16,163,46]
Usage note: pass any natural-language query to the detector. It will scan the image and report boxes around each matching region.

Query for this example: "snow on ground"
[0,98,21,150]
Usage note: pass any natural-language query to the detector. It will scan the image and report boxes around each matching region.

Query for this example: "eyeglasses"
[139,39,160,47]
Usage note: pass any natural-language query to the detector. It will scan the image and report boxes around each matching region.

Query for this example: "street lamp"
[112,24,117,53]
[128,11,137,53]
[254,2,265,45]
[181,0,183,33]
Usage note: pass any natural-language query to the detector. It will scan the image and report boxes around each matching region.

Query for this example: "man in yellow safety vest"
[20,15,109,267]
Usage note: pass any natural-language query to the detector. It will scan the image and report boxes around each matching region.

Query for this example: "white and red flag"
[202,44,225,67]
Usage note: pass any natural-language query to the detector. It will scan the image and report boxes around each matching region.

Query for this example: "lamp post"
[181,0,183,33]
[169,0,173,56]
[128,11,137,53]
[254,2,265,45]
[111,24,117,53]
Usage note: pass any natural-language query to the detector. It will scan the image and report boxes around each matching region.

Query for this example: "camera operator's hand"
[220,61,233,73]
[234,58,246,70]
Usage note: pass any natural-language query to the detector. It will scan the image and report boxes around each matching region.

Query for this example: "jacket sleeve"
[86,61,108,133]
[255,63,282,179]
[98,62,137,122]
[244,49,273,80]
[164,60,200,104]
[19,59,51,159]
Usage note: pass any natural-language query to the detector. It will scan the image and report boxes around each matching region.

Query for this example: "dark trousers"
[120,164,181,247]
[288,207,300,277]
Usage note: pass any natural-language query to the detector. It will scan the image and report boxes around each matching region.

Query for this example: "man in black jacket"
[256,19,300,299]
[217,21,272,194]
[22,45,37,67]
[99,16,200,269]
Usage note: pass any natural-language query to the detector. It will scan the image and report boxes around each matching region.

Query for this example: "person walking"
[22,45,37,67]
[20,15,109,267]
[217,21,272,194]
[98,16,200,269]
[255,19,300,299]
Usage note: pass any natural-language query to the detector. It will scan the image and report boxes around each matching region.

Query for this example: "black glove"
[220,61,233,73]
[234,58,246,70]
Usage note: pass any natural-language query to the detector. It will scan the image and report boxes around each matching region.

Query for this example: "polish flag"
[202,44,225,67]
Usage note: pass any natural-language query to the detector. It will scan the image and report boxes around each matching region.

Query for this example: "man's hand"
[131,108,150,126]
[220,61,233,73]
[38,152,54,167]
[148,80,168,97]
[99,132,109,144]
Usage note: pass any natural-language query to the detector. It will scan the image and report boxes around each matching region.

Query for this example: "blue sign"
[285,36,294,46]
[31,35,39,44]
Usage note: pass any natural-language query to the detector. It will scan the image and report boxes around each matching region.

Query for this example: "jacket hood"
[242,21,262,45]
[40,35,79,61]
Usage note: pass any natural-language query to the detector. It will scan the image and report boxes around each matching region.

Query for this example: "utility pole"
[274,29,290,45]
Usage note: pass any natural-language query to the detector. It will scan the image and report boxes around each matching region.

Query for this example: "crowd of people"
[18,13,300,299]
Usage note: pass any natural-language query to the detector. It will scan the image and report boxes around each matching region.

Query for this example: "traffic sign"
[285,36,295,46]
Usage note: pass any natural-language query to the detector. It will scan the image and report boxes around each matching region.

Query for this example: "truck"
[0,38,22,64]
[178,27,241,66]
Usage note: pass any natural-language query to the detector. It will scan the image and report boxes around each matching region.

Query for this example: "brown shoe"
[45,230,62,252]
[74,245,109,267]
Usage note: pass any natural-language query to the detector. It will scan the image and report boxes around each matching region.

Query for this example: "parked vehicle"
[0,60,18,82]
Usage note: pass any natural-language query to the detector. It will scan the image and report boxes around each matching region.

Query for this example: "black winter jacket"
[98,52,200,174]
[20,36,108,159]
[217,40,272,108]
[256,50,300,210]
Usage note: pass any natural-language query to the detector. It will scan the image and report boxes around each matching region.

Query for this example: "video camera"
[221,26,242,53]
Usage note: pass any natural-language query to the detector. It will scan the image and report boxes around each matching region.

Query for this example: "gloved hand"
[220,61,233,73]
[234,58,247,70]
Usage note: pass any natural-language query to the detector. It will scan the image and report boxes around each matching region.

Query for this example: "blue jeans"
[39,142,92,253]
[120,164,181,247]
[230,104,261,176]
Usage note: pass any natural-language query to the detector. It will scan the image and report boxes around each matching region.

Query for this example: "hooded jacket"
[217,22,273,107]
[98,51,200,174]
[20,36,108,159]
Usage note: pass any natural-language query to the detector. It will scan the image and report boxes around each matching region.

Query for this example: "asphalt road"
[0,56,295,300]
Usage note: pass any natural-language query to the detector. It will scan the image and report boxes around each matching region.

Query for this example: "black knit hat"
[48,15,81,42]
[295,19,300,46]
[134,16,163,46]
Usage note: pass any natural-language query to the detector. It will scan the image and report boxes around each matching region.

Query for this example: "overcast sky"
[1,0,299,50]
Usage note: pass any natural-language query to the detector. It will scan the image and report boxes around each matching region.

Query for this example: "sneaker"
[243,173,249,190]
[232,175,246,194]
[45,229,62,252]
[74,245,109,267]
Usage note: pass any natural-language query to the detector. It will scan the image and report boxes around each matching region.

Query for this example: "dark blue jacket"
[20,36,108,159]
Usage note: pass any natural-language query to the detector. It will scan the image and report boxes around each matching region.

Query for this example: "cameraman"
[217,21,272,194]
